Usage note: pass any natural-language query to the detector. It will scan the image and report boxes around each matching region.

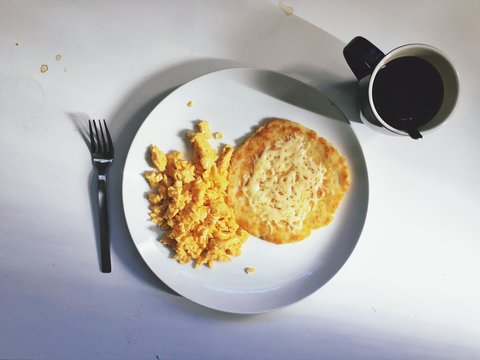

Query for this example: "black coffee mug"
[344,36,459,139]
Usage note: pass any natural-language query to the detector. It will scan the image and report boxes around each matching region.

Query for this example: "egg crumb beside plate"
[144,121,248,268]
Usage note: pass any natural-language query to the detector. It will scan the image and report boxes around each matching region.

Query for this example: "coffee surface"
[373,56,444,130]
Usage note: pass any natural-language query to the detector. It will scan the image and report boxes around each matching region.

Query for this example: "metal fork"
[89,119,114,273]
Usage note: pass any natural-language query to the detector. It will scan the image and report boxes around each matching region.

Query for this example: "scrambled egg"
[144,121,248,268]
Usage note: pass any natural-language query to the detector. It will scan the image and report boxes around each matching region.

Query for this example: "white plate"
[122,68,368,313]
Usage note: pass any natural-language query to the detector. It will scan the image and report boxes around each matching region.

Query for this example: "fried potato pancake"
[228,119,350,244]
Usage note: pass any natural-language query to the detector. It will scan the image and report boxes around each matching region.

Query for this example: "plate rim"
[121,67,369,313]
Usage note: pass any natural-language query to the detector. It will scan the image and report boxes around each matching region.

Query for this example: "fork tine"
[92,120,103,153]
[103,119,113,154]
[89,120,96,153]
[99,120,107,152]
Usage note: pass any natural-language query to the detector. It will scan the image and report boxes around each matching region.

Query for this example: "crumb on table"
[244,267,255,274]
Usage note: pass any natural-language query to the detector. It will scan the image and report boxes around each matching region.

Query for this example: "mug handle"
[343,36,385,80]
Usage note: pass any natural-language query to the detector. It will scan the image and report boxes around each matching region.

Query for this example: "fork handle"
[97,172,111,273]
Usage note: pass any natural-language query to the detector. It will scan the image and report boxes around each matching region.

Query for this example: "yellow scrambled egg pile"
[144,121,248,268]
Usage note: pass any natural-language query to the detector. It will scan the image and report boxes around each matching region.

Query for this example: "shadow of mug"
[88,10,371,298]
[99,14,366,297]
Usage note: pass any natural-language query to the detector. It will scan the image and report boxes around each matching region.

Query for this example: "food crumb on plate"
[187,101,193,107]
[40,64,48,73]
[214,132,223,140]
[244,267,255,274]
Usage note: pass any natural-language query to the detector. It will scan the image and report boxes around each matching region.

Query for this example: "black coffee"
[372,56,444,131]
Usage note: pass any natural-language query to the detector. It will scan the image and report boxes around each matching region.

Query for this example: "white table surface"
[1,1,479,359]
